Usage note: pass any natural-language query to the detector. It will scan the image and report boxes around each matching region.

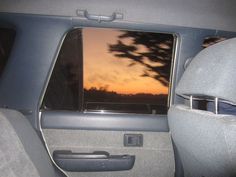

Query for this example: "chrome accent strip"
[190,95,193,109]
[168,33,179,107]
[215,97,219,114]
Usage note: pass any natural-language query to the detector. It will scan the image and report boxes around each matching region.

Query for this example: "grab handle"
[77,10,123,23]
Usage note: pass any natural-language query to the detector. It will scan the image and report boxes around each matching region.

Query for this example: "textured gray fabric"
[43,129,175,177]
[176,37,236,104]
[168,105,236,177]
[0,109,64,177]
[0,110,40,177]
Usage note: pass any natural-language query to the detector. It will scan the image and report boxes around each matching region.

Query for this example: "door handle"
[53,150,135,172]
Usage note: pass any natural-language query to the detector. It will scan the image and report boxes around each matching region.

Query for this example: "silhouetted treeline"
[84,87,167,105]
[84,87,168,114]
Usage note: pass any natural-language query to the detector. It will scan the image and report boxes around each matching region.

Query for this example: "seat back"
[0,108,64,177]
[168,38,236,177]
[169,105,236,177]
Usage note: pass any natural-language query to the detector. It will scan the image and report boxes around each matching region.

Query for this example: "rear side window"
[42,28,175,115]
[0,28,15,77]
[202,36,226,48]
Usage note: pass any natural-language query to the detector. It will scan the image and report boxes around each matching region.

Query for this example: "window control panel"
[124,134,143,147]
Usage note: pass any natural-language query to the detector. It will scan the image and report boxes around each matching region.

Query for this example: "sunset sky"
[83,28,169,95]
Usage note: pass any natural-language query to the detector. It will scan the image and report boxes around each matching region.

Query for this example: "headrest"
[176,38,236,104]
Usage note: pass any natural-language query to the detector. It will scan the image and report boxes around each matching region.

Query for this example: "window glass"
[42,28,175,114]
[42,29,83,110]
[0,28,15,77]
[202,36,226,48]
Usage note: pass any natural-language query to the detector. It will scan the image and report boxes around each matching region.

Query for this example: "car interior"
[0,1,236,177]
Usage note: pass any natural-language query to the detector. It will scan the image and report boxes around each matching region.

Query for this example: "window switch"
[124,134,143,147]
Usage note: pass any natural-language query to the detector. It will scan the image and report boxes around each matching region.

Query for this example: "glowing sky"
[83,28,169,95]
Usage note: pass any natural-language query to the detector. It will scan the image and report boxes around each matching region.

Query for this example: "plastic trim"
[41,111,169,132]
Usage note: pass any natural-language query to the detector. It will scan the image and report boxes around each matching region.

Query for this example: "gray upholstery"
[0,110,40,177]
[168,105,236,177]
[169,37,236,177]
[0,108,64,177]
[176,38,236,104]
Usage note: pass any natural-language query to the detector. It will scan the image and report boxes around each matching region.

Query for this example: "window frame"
[40,27,178,115]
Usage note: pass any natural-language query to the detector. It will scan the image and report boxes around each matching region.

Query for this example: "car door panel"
[41,112,175,177]
[42,124,174,177]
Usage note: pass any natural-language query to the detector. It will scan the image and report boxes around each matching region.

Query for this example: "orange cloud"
[83,28,169,95]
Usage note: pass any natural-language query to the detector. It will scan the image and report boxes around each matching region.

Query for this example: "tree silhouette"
[84,87,168,114]
[109,31,174,86]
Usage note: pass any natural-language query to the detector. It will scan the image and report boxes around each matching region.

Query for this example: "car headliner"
[0,0,236,32]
